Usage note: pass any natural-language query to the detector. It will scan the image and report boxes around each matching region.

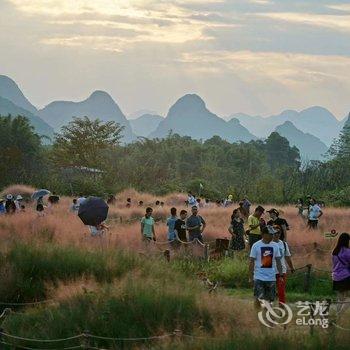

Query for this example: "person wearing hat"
[249,225,283,308]
[247,205,265,249]
[267,208,289,241]
[0,199,5,215]
[5,194,16,214]
[14,195,23,211]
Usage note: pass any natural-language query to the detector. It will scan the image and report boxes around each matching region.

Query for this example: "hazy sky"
[1,0,350,119]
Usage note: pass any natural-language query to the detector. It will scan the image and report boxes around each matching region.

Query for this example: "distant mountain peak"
[150,94,257,143]
[280,120,295,128]
[128,109,159,119]
[0,75,37,113]
[87,90,114,103]
[228,117,242,125]
[303,105,332,113]
[173,94,206,109]
[130,114,164,137]
[275,121,328,161]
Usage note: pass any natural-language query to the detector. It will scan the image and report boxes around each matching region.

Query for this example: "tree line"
[1,114,349,205]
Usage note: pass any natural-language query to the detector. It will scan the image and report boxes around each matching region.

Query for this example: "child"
[89,222,109,237]
[36,203,45,217]
[273,225,295,305]
[141,207,156,242]
[70,199,79,214]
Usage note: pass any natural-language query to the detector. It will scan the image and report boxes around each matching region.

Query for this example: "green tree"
[265,132,301,170]
[0,115,44,187]
[51,117,124,169]
[329,114,350,159]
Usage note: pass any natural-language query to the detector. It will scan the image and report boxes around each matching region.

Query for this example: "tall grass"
[0,188,348,348]
[0,243,139,303]
[3,280,213,348]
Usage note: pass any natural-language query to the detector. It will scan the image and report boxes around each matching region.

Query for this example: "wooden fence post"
[0,328,3,350]
[304,264,312,292]
[204,244,210,262]
[82,330,90,350]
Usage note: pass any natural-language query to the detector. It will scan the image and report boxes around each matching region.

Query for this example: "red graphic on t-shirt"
[260,247,273,268]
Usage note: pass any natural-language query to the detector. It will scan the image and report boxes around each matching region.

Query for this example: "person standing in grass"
[77,194,86,206]
[70,199,79,214]
[0,199,5,215]
[242,197,251,217]
[267,208,289,241]
[307,198,323,229]
[174,210,188,244]
[272,225,295,305]
[167,207,178,244]
[247,206,265,249]
[186,206,206,243]
[14,195,23,211]
[141,207,156,242]
[332,233,350,316]
[89,222,109,237]
[5,194,16,214]
[187,192,198,208]
[249,226,283,308]
[228,208,245,253]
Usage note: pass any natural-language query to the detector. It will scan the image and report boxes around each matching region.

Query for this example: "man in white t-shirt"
[249,225,283,308]
[308,198,323,229]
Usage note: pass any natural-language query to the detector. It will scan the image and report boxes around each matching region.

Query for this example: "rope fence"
[0,330,221,349]
[1,312,350,350]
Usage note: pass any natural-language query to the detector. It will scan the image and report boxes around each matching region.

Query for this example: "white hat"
[16,195,23,200]
[6,194,13,200]
[267,225,278,235]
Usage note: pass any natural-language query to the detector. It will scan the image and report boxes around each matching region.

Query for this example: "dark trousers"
[249,234,261,249]
[308,219,318,229]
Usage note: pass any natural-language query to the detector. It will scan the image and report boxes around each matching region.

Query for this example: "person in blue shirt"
[0,199,5,215]
[167,207,178,245]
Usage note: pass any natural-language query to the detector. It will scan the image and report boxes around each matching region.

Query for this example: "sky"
[1,0,350,119]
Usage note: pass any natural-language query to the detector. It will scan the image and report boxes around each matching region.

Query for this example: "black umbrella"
[78,197,109,226]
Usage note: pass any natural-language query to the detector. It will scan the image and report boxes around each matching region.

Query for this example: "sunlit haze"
[1,0,350,118]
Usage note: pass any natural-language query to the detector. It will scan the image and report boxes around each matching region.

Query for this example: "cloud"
[327,4,350,13]
[3,0,350,118]
[8,0,241,49]
[256,11,350,32]
[179,50,350,86]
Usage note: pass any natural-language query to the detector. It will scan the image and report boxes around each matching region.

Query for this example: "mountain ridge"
[275,121,328,161]
[130,114,164,137]
[38,90,135,142]
[232,106,343,146]
[0,75,38,114]
[150,94,257,143]
[0,96,54,140]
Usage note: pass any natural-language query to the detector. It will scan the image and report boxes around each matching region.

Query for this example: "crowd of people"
[0,194,26,214]
[135,194,297,306]
[135,193,348,311]
[0,189,348,315]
